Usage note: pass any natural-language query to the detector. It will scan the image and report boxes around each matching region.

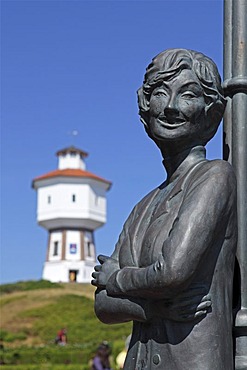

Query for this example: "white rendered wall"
[89,185,107,219]
[42,260,95,283]
[36,179,107,230]
[58,153,85,170]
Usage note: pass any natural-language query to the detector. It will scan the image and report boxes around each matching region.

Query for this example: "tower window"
[95,196,99,206]
[53,241,58,256]
[72,194,76,202]
[48,195,51,204]
[87,242,91,257]
[84,231,94,258]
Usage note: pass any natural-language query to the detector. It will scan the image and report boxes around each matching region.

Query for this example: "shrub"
[0,280,63,295]
[0,330,27,342]
[0,345,92,366]
[0,365,88,370]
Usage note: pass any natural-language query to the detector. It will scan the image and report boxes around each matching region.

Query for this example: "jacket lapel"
[128,188,160,265]
[127,159,207,266]
[152,178,183,221]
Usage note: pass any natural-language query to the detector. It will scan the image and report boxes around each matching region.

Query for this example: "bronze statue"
[92,49,237,369]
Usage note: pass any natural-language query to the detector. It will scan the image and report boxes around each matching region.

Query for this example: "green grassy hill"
[0,280,131,369]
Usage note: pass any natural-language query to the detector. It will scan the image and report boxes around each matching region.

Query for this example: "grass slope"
[0,281,131,368]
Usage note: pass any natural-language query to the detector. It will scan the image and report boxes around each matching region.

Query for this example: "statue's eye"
[153,90,168,97]
[181,91,197,99]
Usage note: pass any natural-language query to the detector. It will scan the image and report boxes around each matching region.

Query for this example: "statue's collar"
[163,145,206,183]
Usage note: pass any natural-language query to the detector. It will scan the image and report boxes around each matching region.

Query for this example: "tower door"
[69,270,78,282]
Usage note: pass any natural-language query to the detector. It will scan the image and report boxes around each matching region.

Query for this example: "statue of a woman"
[92,49,237,370]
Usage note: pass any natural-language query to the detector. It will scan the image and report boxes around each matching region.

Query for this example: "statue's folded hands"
[92,254,119,289]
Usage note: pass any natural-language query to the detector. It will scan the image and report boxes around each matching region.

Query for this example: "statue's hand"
[91,255,119,288]
[157,285,211,322]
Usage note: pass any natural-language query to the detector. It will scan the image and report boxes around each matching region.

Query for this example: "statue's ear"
[204,102,216,129]
[204,101,214,115]
[140,116,149,132]
[202,98,226,143]
[137,86,150,131]
[137,87,149,110]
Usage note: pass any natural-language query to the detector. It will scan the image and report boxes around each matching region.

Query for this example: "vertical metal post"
[223,0,232,163]
[223,0,247,368]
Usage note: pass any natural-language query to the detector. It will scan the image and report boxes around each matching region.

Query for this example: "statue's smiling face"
[148,69,206,143]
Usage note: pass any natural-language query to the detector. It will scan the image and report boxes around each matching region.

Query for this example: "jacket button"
[152,354,161,365]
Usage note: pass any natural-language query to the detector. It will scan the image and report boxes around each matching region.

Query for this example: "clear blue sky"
[1,0,224,284]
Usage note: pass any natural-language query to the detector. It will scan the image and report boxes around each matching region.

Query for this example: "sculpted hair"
[137,48,226,145]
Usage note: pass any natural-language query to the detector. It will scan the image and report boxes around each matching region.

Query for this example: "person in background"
[91,341,112,370]
[55,328,67,346]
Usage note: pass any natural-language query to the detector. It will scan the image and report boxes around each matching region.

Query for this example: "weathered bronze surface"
[223,1,247,368]
[92,49,237,369]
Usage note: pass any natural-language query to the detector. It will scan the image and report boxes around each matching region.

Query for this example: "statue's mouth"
[157,118,186,128]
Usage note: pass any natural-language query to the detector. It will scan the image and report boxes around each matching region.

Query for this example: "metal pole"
[223,0,247,368]
[223,0,232,163]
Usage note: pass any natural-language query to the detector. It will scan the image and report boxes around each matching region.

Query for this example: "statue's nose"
[164,95,178,116]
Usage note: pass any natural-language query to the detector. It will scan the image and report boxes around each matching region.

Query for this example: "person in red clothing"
[55,328,67,346]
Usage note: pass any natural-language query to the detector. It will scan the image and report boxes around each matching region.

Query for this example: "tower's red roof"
[32,168,111,188]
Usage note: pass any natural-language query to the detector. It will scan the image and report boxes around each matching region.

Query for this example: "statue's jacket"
[95,146,237,370]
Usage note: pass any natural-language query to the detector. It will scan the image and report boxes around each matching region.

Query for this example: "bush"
[0,340,129,367]
[0,345,94,366]
[0,280,63,295]
[0,329,8,341]
[0,365,88,370]
[0,329,27,342]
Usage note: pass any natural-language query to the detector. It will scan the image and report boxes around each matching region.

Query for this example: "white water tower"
[32,146,111,283]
